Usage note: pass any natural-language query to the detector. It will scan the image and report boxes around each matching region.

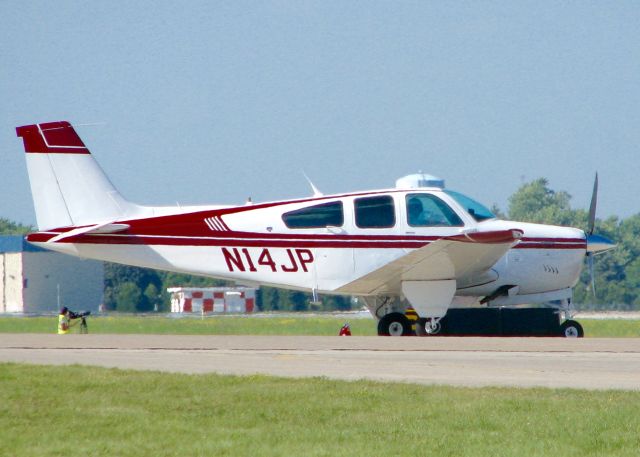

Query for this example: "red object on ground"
[339,323,351,336]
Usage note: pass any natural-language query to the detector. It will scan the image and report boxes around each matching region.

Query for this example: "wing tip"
[451,229,524,244]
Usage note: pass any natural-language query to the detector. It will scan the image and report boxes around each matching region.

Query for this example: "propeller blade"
[587,173,598,236]
[587,253,596,297]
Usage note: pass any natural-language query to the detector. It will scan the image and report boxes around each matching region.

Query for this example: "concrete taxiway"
[1,334,639,390]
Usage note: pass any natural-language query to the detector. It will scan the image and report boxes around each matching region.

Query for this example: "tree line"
[2,178,637,311]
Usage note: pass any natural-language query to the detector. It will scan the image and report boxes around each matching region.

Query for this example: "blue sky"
[2,1,639,226]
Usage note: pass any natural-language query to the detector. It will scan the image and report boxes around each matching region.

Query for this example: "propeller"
[587,173,598,237]
[587,251,596,296]
[584,172,615,297]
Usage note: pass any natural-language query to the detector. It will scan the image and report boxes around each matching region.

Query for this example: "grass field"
[0,314,638,337]
[0,363,638,457]
[0,314,377,335]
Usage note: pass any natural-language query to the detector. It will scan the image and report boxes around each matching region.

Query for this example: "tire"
[425,320,441,335]
[560,320,584,338]
[415,318,442,336]
[378,313,413,336]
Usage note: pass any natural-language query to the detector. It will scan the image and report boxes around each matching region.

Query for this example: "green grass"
[581,319,640,337]
[0,363,638,457]
[0,315,377,335]
[1,314,639,337]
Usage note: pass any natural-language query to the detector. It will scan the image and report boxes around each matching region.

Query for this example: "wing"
[336,229,523,295]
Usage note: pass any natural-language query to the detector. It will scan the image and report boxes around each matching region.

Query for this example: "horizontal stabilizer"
[47,222,130,243]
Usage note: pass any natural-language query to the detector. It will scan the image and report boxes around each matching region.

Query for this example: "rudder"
[16,121,140,230]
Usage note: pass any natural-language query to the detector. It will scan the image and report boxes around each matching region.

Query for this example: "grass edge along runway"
[1,363,639,457]
[0,315,639,337]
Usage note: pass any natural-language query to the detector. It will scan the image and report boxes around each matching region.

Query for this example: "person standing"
[57,307,78,334]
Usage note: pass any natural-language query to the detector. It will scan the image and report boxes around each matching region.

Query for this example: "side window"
[355,195,395,228]
[282,201,344,228]
[406,194,463,227]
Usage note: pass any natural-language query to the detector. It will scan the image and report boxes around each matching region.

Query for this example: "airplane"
[15,121,615,337]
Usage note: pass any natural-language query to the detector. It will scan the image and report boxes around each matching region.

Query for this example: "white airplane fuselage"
[27,186,586,304]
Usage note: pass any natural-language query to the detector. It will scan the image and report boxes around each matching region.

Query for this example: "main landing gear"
[377,312,442,337]
[377,312,413,336]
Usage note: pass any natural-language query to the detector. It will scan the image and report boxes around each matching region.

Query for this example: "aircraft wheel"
[378,313,412,336]
[426,320,441,335]
[560,320,584,338]
[416,318,441,336]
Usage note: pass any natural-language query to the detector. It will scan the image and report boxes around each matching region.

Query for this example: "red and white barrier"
[168,287,256,314]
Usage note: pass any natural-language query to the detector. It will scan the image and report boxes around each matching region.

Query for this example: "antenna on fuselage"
[302,171,323,197]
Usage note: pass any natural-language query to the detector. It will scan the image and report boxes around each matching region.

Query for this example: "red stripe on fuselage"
[25,231,586,250]
[27,221,586,249]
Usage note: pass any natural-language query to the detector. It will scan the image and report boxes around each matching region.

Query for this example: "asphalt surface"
[1,334,639,390]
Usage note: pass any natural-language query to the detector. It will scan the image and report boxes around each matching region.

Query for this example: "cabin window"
[282,201,344,228]
[355,195,395,228]
[406,193,464,227]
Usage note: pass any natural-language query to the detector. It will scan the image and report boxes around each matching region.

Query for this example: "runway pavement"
[1,334,639,390]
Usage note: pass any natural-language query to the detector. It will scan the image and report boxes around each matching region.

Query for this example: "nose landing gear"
[559,319,584,338]
[415,317,442,336]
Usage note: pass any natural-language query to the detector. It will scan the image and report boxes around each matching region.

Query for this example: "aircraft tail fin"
[16,121,141,230]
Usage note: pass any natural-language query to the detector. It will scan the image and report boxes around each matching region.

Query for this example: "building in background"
[0,236,104,313]
[168,286,257,314]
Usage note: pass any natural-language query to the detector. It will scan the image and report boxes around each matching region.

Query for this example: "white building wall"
[21,252,104,313]
[1,253,25,313]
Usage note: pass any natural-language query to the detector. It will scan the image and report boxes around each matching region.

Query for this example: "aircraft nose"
[586,234,616,254]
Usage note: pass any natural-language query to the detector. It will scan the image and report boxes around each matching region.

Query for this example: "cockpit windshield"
[444,190,496,222]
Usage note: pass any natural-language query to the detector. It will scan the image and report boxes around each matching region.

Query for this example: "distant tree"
[143,283,161,312]
[576,214,640,310]
[490,204,506,220]
[256,287,354,312]
[160,272,228,289]
[0,217,33,235]
[321,295,354,311]
[508,178,575,226]
[289,291,309,311]
[258,287,281,311]
[115,282,142,312]
[104,263,162,310]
